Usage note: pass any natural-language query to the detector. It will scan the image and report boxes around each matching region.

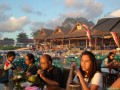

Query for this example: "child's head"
[7,51,16,62]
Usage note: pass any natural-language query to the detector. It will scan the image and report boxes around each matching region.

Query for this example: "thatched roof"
[91,29,110,36]
[66,22,89,38]
[47,26,70,39]
[35,28,53,40]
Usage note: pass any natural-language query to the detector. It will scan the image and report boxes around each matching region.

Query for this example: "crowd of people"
[0,50,120,90]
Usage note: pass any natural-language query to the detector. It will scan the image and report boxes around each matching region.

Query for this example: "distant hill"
[61,17,95,29]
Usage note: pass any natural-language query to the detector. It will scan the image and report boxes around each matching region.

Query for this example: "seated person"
[101,52,119,73]
[25,53,38,76]
[37,54,62,87]
[66,51,103,90]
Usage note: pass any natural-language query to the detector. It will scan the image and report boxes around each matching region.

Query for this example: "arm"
[110,77,120,88]
[40,75,59,86]
[66,62,76,90]
[104,58,115,67]
[4,62,13,70]
[75,69,101,90]
[66,67,74,90]
[37,69,60,86]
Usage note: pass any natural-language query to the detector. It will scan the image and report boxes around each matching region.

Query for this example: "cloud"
[0,16,29,32]
[22,5,33,13]
[46,15,65,29]
[0,32,3,39]
[30,21,46,31]
[65,0,83,8]
[22,4,42,16]
[0,3,11,13]
[65,0,103,20]
[0,3,11,21]
[30,14,66,31]
[31,0,104,31]
[0,13,10,22]
[35,11,42,16]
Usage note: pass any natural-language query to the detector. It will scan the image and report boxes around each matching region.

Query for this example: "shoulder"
[5,61,10,67]
[52,66,62,74]
[104,58,108,62]
[53,66,61,71]
[91,71,103,85]
[93,72,102,78]
[30,64,38,69]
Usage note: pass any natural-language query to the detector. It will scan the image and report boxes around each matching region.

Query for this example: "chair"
[103,73,118,89]
[61,68,70,89]
[96,60,102,71]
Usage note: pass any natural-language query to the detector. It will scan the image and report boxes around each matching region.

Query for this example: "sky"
[0,0,120,41]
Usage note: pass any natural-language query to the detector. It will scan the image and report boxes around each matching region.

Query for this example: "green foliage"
[0,46,20,50]
[3,38,14,41]
[17,32,29,44]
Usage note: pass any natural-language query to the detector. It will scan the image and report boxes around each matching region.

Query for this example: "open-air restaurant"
[1,16,120,90]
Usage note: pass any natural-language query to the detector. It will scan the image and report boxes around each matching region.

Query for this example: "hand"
[70,62,77,69]
[26,71,31,76]
[113,60,116,63]
[74,68,81,77]
[113,60,119,65]
[112,60,118,65]
[37,69,44,78]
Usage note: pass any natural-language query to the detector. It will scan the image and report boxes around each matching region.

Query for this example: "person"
[109,77,120,89]
[4,51,16,71]
[25,53,38,76]
[2,51,16,82]
[66,51,103,90]
[0,51,16,90]
[101,52,119,73]
[37,54,62,87]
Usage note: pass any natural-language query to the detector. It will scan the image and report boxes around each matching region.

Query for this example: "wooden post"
[86,39,87,48]
[69,39,71,48]
[62,39,64,47]
[95,37,97,50]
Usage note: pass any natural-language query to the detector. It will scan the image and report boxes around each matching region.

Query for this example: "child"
[4,51,16,70]
[3,51,16,90]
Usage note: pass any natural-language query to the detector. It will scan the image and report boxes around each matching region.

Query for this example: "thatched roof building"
[47,26,70,39]
[66,22,89,38]
[35,28,54,40]
[91,29,110,37]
